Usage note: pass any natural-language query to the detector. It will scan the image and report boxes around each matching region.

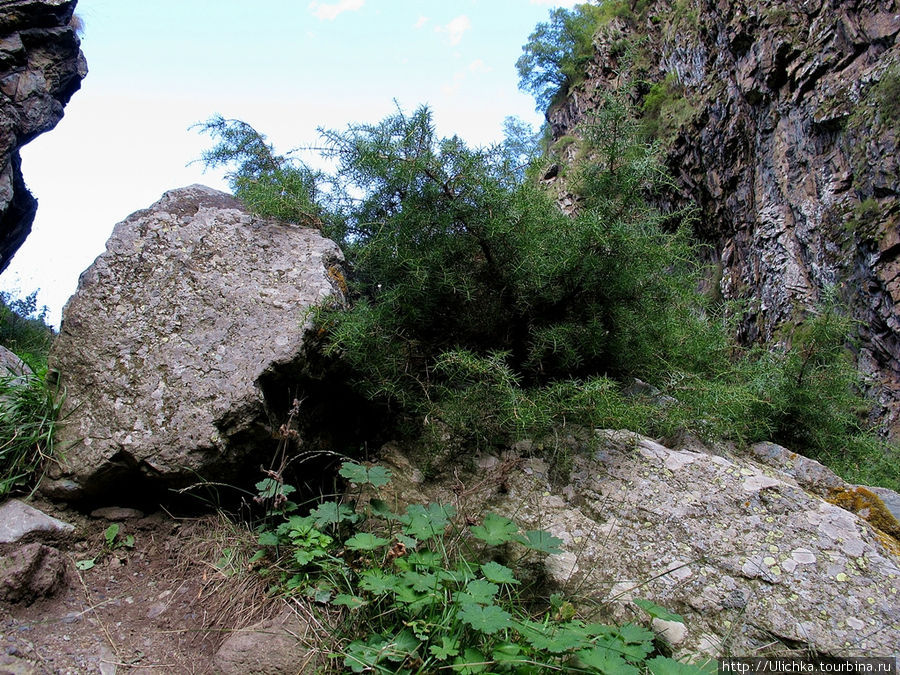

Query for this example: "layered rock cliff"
[0,0,86,272]
[548,0,900,432]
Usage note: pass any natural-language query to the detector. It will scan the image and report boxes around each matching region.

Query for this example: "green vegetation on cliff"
[0,291,62,496]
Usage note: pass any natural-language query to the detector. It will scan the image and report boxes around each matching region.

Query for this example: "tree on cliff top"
[516,3,606,111]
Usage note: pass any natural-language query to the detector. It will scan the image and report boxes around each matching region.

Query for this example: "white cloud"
[441,71,466,96]
[435,15,471,46]
[468,59,490,73]
[529,0,582,6]
[308,0,364,21]
[414,15,429,29]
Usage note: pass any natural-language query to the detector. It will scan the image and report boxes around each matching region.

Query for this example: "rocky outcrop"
[547,0,900,432]
[45,185,345,503]
[375,431,900,660]
[0,0,87,272]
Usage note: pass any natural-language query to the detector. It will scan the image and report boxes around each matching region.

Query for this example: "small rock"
[0,543,67,603]
[214,609,314,674]
[0,653,40,675]
[90,507,144,521]
[652,618,688,645]
[0,500,74,545]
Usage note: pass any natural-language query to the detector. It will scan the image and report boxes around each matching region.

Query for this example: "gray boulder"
[45,185,345,501]
[214,609,315,674]
[0,345,31,377]
[374,430,900,661]
[0,0,87,271]
[0,499,73,547]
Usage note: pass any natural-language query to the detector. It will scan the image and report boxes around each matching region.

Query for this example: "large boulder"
[0,0,87,271]
[45,185,345,502]
[374,431,900,661]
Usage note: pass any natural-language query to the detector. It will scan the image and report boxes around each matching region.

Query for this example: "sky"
[1,0,580,328]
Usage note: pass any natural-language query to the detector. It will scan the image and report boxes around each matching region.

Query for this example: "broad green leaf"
[104,523,119,547]
[255,478,295,499]
[452,648,487,673]
[480,561,519,585]
[429,635,460,660]
[332,593,367,609]
[400,570,439,592]
[647,656,715,675]
[344,638,387,673]
[310,500,358,528]
[369,498,400,520]
[514,529,564,554]
[616,622,656,645]
[401,503,456,541]
[577,647,640,675]
[339,462,392,487]
[338,462,369,484]
[492,642,522,663]
[257,530,279,547]
[386,629,420,662]
[121,534,135,548]
[455,578,499,605]
[517,619,589,653]
[75,558,95,571]
[469,512,519,545]
[458,603,512,634]
[306,584,333,603]
[344,532,389,551]
[633,597,684,623]
[248,549,266,563]
[359,569,401,595]
[366,465,393,488]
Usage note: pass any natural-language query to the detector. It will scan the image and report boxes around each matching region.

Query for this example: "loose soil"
[0,500,281,674]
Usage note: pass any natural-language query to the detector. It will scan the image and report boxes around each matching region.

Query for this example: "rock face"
[376,431,900,660]
[46,185,345,502]
[547,0,900,432]
[0,0,87,272]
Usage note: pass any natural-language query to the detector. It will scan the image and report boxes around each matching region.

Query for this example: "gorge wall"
[548,0,900,432]
[0,0,86,272]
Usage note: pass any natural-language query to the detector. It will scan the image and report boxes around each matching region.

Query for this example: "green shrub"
[249,461,706,674]
[641,73,695,142]
[199,100,896,488]
[0,290,54,369]
[194,115,333,235]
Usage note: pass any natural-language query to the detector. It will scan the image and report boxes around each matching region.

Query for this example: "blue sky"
[1,0,577,326]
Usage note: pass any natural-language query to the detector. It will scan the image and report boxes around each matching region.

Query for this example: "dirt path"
[1,504,276,674]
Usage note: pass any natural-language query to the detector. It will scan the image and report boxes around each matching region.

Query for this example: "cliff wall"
[0,0,86,272]
[548,0,900,431]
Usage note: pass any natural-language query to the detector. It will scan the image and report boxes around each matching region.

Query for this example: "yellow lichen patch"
[874,529,900,559]
[828,486,900,556]
[327,265,349,295]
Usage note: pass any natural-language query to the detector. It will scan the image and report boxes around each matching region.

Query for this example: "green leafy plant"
[250,461,706,674]
[75,523,136,571]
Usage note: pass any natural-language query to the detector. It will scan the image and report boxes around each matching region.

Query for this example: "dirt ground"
[0,501,281,674]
